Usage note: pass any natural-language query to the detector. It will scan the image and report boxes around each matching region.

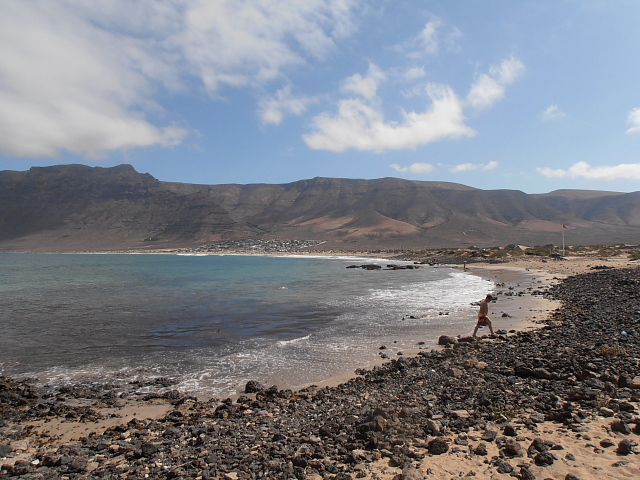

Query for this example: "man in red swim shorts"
[473,294,495,337]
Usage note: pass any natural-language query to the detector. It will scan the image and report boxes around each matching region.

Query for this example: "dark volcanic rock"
[599,438,615,448]
[611,420,631,434]
[495,459,514,474]
[438,335,456,346]
[519,466,536,480]
[0,444,10,457]
[534,451,556,466]
[617,439,635,455]
[244,380,265,393]
[474,443,488,456]
[427,438,449,455]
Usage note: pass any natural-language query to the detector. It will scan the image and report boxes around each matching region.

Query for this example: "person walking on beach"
[473,294,495,337]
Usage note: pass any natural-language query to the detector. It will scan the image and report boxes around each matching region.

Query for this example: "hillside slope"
[1,164,639,251]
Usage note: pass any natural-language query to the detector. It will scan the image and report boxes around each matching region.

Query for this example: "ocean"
[0,253,493,398]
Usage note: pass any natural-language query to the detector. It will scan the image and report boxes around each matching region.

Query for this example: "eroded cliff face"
[0,164,249,251]
[1,164,639,251]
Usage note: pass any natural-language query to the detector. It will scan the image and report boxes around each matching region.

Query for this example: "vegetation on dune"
[595,344,627,356]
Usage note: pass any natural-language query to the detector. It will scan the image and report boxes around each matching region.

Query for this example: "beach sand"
[1,254,638,479]
[363,415,640,480]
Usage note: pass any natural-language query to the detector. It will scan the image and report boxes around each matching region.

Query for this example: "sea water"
[0,253,493,398]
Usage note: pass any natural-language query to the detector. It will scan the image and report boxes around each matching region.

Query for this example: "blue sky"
[1,1,640,194]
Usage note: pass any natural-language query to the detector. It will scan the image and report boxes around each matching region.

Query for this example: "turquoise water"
[0,253,493,398]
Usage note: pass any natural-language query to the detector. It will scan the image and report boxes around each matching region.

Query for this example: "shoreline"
[0,252,548,401]
[313,262,562,390]
[2,256,640,479]
[4,262,556,423]
[0,257,569,406]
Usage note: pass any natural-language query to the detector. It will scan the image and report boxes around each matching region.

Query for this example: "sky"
[1,1,640,194]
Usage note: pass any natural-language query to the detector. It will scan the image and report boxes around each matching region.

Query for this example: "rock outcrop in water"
[1,268,640,478]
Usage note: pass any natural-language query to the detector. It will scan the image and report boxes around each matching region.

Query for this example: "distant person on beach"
[473,294,495,337]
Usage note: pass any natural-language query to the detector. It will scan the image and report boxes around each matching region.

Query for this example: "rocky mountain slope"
[1,164,639,251]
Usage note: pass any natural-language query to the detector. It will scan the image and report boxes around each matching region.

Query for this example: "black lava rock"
[244,380,265,393]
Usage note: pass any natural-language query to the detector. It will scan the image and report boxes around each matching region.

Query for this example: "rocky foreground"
[2,267,640,479]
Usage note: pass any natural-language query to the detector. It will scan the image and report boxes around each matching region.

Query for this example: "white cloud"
[340,63,386,99]
[626,108,640,135]
[178,0,357,91]
[305,52,524,153]
[467,75,505,110]
[409,162,435,173]
[536,167,567,179]
[404,66,426,81]
[0,0,358,158]
[418,20,441,55]
[467,55,525,109]
[537,161,640,180]
[450,161,498,172]
[452,163,478,173]
[490,56,526,84]
[542,105,566,121]
[390,164,408,172]
[258,85,315,125]
[402,17,461,58]
[303,84,476,152]
[483,161,498,170]
[390,163,434,174]
[0,1,190,158]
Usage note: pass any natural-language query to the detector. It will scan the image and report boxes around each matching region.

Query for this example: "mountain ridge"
[1,164,638,251]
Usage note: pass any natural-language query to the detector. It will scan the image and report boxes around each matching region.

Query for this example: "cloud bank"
[537,161,640,180]
[304,84,476,152]
[0,0,357,158]
[0,2,527,165]
[390,160,498,175]
[450,161,498,173]
[390,163,434,174]
[304,54,524,152]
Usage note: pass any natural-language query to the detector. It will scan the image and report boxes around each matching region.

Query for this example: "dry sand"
[360,415,640,480]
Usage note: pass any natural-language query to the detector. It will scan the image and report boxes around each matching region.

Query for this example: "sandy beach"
[1,254,639,479]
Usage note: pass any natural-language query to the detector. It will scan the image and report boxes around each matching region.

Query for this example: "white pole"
[562,226,565,257]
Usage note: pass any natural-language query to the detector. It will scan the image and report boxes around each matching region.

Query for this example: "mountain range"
[1,164,639,251]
